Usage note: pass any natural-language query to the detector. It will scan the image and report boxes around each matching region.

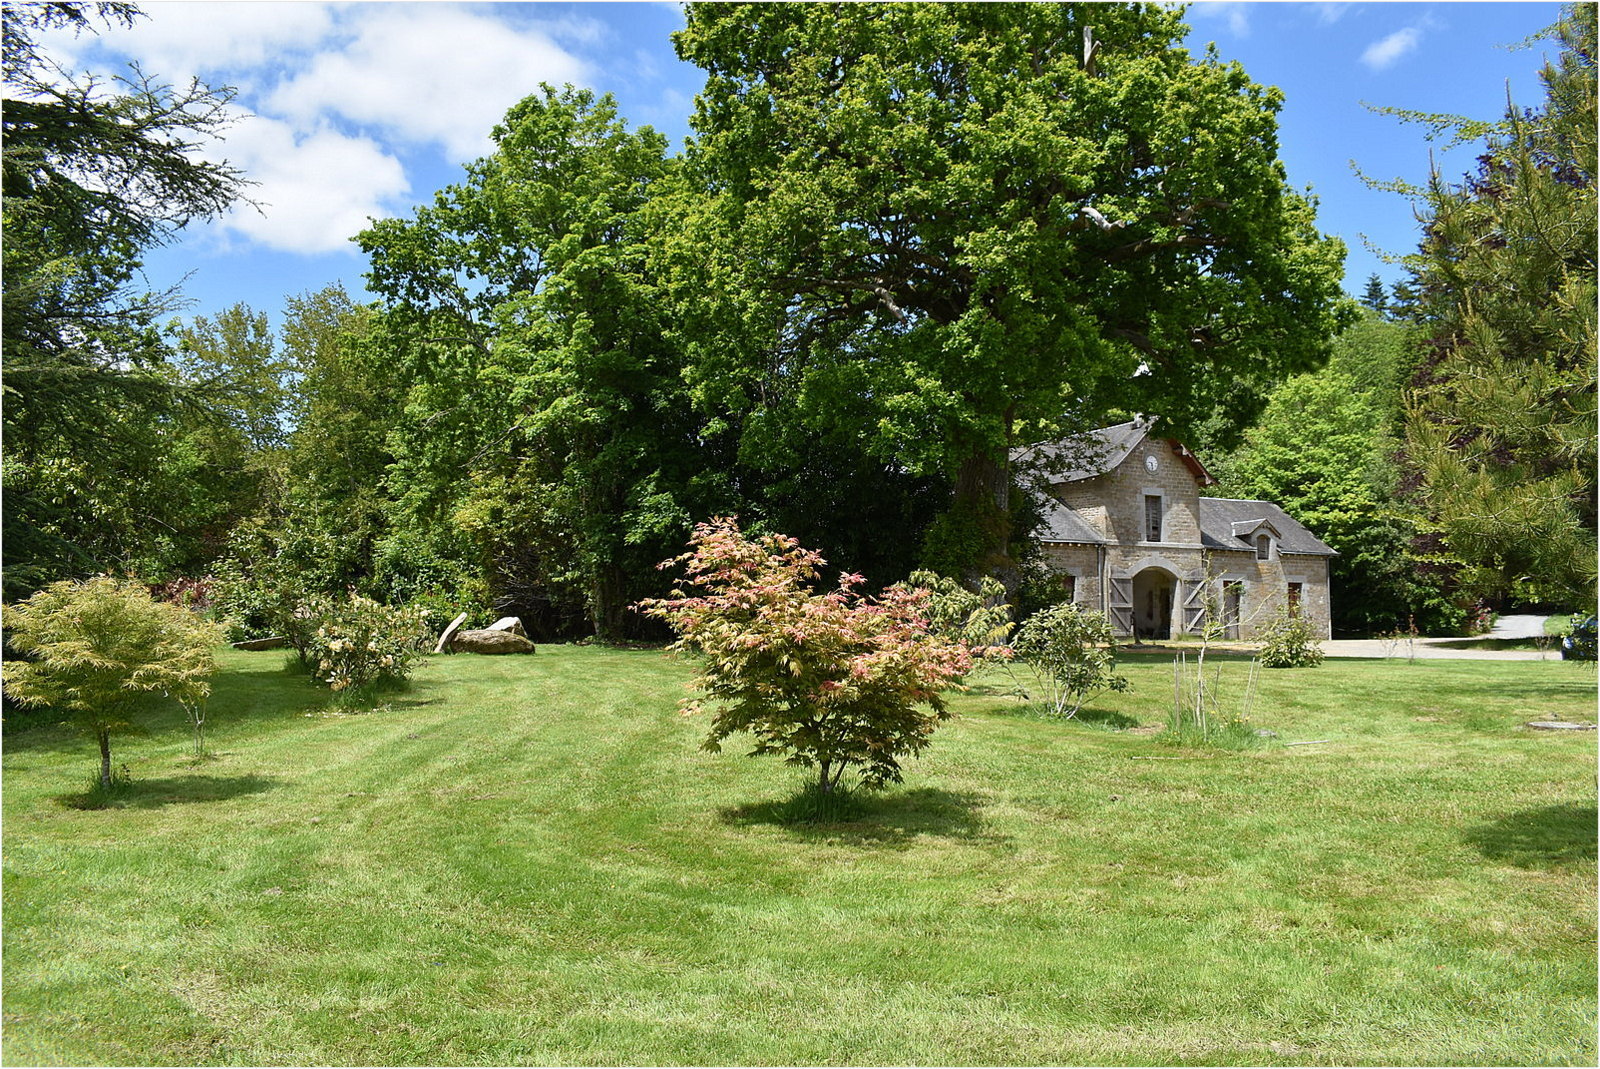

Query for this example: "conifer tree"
[1401,4,1597,607]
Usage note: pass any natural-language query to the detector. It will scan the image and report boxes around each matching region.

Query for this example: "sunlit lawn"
[3,645,1595,1066]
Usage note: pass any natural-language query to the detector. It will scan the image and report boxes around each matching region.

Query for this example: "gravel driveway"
[1323,615,1560,661]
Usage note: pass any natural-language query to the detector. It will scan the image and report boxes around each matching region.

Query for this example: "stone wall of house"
[1037,433,1333,641]
[1204,550,1332,640]
[1055,438,1203,547]
[1037,543,1103,608]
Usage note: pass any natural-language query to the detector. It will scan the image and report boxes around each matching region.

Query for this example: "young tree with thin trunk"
[4,577,221,790]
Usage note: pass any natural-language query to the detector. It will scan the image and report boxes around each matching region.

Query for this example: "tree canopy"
[2,1,248,599]
[672,1,1350,578]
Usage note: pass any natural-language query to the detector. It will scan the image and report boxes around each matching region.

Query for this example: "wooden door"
[1108,576,1133,635]
[1181,578,1209,635]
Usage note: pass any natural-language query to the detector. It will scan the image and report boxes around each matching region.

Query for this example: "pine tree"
[1402,4,1597,608]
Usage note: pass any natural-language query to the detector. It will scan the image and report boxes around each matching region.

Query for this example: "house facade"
[1017,418,1335,640]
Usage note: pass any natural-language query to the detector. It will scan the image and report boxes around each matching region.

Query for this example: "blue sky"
[40,1,1567,326]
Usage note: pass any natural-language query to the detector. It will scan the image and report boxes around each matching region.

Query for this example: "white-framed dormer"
[1231,518,1282,561]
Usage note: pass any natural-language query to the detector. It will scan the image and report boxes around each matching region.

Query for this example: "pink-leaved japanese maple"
[637,517,972,794]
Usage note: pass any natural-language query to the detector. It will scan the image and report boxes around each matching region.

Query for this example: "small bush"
[1012,602,1129,718]
[303,595,430,694]
[1257,606,1325,668]
[637,518,971,795]
[4,577,221,790]
[906,569,1013,655]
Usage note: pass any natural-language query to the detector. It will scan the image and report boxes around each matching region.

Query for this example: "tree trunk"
[98,728,112,790]
[591,561,629,643]
[950,447,1018,589]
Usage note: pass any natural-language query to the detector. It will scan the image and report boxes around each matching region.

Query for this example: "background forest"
[4,1,1595,641]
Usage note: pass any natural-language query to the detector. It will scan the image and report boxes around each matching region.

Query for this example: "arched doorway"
[1131,567,1175,640]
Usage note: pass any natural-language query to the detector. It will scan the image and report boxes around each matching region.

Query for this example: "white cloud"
[1313,4,1354,27]
[1362,27,1422,71]
[266,4,592,162]
[30,2,599,254]
[207,112,409,255]
[1187,2,1252,39]
[103,1,338,77]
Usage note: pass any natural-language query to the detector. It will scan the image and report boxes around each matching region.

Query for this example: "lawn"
[3,645,1595,1066]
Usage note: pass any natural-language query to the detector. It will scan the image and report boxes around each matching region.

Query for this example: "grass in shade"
[3,645,1595,1066]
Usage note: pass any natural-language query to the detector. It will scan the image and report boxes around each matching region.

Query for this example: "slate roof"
[1014,416,1215,486]
[1035,493,1108,544]
[1012,418,1151,482]
[1199,498,1337,557]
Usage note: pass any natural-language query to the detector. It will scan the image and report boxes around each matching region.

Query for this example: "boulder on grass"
[232,636,289,651]
[450,629,535,655]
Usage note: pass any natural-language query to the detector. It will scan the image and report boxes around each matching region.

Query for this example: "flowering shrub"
[1256,605,1325,668]
[1465,603,1496,636]
[303,594,430,694]
[637,518,972,794]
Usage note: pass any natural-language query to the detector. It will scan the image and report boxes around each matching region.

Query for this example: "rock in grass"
[450,629,535,655]
[1526,721,1596,731]
[232,636,288,651]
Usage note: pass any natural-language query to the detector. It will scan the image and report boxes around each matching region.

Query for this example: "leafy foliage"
[1,1,247,599]
[1217,312,1466,634]
[3,576,221,787]
[360,87,709,640]
[638,518,971,794]
[1010,602,1129,719]
[1256,605,1326,669]
[674,2,1350,577]
[905,569,1013,655]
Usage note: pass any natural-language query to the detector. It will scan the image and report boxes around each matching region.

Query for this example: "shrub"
[3,577,221,790]
[1257,605,1325,668]
[210,556,311,644]
[1011,602,1129,718]
[303,594,430,696]
[638,518,972,795]
[905,569,1013,655]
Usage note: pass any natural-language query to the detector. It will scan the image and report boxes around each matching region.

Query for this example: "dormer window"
[1255,533,1271,560]
[1144,495,1163,542]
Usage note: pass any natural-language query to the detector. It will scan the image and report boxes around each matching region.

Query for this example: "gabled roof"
[1229,518,1282,541]
[1200,498,1337,557]
[1013,417,1216,486]
[1013,418,1150,482]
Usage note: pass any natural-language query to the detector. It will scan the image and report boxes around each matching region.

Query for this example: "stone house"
[1016,418,1335,640]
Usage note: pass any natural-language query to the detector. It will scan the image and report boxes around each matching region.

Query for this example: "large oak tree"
[672,2,1349,579]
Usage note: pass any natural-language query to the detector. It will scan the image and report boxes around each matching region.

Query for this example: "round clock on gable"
[1145,455,1159,473]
